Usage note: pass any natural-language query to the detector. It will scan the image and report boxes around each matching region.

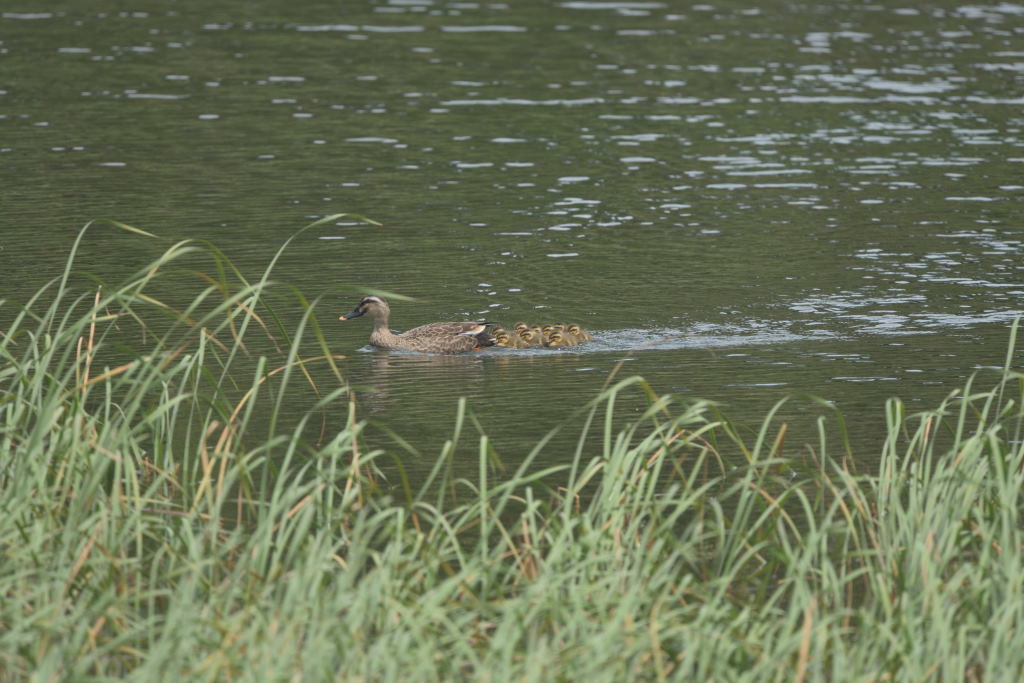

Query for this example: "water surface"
[2,1,1022,477]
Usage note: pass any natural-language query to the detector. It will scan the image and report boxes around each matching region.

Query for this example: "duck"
[540,324,565,346]
[544,332,576,348]
[518,329,542,347]
[494,330,524,348]
[339,295,497,354]
[491,328,512,347]
[565,323,592,342]
[513,322,529,333]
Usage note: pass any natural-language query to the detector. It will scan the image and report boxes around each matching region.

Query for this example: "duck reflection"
[353,349,489,415]
[350,345,583,417]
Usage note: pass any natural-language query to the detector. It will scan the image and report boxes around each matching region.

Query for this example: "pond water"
[2,1,1022,479]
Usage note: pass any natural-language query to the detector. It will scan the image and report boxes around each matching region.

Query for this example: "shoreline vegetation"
[2,222,1022,679]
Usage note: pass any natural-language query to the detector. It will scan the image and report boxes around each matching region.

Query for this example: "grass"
[1,221,1022,680]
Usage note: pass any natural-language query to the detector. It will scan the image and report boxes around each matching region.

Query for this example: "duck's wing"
[400,321,489,338]
[455,322,498,337]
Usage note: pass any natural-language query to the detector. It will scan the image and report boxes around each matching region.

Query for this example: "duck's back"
[372,321,493,353]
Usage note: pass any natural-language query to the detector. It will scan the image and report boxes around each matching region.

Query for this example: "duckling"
[565,323,592,343]
[513,322,529,332]
[339,296,497,353]
[538,324,563,346]
[518,329,542,346]
[496,330,528,349]
[544,332,576,348]
[544,322,567,336]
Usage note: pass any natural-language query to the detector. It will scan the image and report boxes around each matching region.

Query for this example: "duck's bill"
[339,308,364,320]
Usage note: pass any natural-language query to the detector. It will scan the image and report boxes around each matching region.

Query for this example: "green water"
[2,1,1022,477]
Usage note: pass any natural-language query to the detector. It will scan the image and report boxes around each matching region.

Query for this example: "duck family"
[339,296,591,354]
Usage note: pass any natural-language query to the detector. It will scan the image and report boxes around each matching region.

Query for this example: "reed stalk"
[1,223,1021,680]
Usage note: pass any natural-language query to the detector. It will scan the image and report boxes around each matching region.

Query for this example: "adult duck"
[339,295,497,354]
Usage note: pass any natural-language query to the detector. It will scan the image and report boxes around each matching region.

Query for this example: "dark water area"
[2,1,1022,480]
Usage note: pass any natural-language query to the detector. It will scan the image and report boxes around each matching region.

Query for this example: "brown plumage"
[339,296,496,354]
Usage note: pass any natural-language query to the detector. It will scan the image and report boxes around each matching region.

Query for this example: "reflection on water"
[354,349,490,415]
[2,0,1023,474]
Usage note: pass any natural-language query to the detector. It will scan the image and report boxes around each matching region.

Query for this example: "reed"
[1,222,1022,680]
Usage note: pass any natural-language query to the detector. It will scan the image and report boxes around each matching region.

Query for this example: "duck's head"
[519,330,537,343]
[567,324,583,336]
[340,295,389,321]
[513,322,529,332]
[494,333,512,347]
[492,327,509,337]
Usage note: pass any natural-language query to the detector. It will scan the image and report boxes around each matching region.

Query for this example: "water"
[2,1,1022,478]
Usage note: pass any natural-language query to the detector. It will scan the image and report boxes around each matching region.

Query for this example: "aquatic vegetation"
[1,222,1022,679]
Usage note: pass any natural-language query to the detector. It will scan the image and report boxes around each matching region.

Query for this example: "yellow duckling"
[493,332,514,348]
[544,332,576,348]
[541,324,567,346]
[518,329,542,347]
[500,330,529,348]
[565,323,592,343]
[513,322,529,332]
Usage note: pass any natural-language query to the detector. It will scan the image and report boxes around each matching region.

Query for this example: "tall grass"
[1,222,1022,680]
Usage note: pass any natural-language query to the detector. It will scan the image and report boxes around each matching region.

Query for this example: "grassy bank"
[2,224,1022,680]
